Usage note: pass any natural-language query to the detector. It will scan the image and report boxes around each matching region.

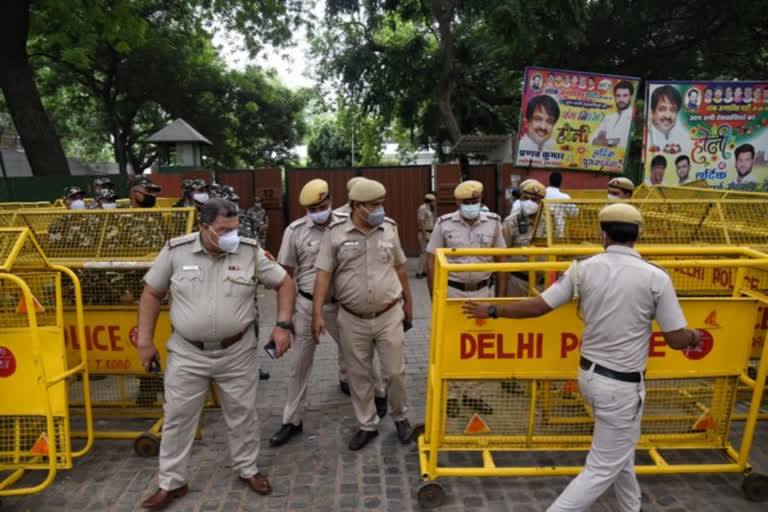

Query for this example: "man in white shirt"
[544,171,578,237]
[591,81,634,148]
[518,95,560,154]
[647,85,692,155]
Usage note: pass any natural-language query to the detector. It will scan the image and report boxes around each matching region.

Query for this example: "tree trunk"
[0,0,70,176]
[431,0,461,144]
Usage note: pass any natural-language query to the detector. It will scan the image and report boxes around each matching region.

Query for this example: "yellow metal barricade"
[0,202,52,210]
[0,228,92,497]
[416,247,768,507]
[7,208,201,456]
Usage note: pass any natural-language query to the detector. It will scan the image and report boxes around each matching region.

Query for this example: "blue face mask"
[460,203,481,220]
[363,206,386,226]
[309,206,332,225]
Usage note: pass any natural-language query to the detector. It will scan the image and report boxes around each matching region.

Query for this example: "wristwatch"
[276,321,294,333]
[487,305,498,319]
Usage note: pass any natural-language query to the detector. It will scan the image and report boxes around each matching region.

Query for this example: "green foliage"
[307,122,352,167]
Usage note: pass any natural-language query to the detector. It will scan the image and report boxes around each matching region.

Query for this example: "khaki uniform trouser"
[159,329,261,490]
[446,284,492,399]
[417,231,428,274]
[281,295,385,425]
[506,275,529,297]
[547,366,645,512]
[338,304,408,430]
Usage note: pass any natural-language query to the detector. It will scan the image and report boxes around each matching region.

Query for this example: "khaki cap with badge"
[521,180,546,199]
[349,179,386,202]
[607,177,635,193]
[454,180,483,200]
[299,179,330,207]
[346,176,367,192]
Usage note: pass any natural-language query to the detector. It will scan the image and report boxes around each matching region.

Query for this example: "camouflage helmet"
[92,177,114,188]
[61,185,84,199]
[127,176,161,192]
[208,183,225,198]
[181,178,198,192]
[221,185,240,202]
[96,188,118,202]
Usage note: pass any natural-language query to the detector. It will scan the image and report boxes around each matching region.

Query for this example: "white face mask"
[309,206,332,225]
[460,203,481,220]
[69,199,86,210]
[607,193,620,200]
[193,192,209,203]
[101,202,118,209]
[209,227,240,253]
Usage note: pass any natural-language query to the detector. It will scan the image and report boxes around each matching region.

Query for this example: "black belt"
[341,299,399,319]
[447,279,490,292]
[298,289,338,303]
[510,271,529,282]
[179,327,249,351]
[580,356,643,383]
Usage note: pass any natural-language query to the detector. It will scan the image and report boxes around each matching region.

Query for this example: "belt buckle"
[466,282,479,292]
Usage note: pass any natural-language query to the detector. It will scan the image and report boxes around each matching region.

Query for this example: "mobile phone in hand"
[148,356,162,374]
[264,339,277,359]
[403,319,413,332]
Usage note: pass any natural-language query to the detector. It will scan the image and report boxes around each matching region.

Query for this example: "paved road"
[3,259,767,511]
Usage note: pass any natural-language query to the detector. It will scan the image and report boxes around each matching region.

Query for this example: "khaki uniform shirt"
[315,217,406,314]
[144,233,286,343]
[502,207,535,248]
[540,245,687,372]
[426,211,506,284]
[278,211,346,294]
[417,203,435,231]
[333,203,352,216]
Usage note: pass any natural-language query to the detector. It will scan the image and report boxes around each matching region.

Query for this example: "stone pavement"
[2,258,768,511]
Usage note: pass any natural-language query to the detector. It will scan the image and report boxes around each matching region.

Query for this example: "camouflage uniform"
[87,177,115,209]
[245,197,268,249]
[174,179,206,208]
[48,186,96,256]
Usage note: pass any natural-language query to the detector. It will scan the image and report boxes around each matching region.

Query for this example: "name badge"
[342,241,359,247]
[377,240,394,249]
[308,240,319,247]
[182,265,199,271]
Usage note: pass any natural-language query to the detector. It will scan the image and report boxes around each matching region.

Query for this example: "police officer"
[61,186,86,210]
[462,203,700,512]
[510,178,535,213]
[426,180,507,417]
[127,176,162,208]
[269,179,353,446]
[415,193,436,279]
[312,178,413,450]
[333,176,366,215]
[607,177,634,200]
[94,188,119,209]
[87,177,115,208]
[503,180,546,297]
[174,179,209,208]
[138,198,296,509]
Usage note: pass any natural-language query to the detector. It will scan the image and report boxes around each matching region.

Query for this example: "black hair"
[525,95,560,123]
[675,155,690,166]
[600,222,639,243]
[650,85,682,111]
[687,89,699,97]
[199,198,238,225]
[548,171,563,188]
[651,155,667,168]
[735,143,755,159]
[614,80,634,95]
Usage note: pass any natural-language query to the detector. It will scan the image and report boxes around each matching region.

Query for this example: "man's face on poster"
[526,106,556,146]
[688,90,699,103]
[651,96,679,135]
[651,165,665,185]
[532,75,542,89]
[704,89,713,102]
[614,87,631,111]
[725,87,733,100]
[754,88,763,103]
[736,151,754,177]
[714,88,723,100]
[745,87,753,100]
[676,159,690,181]
[735,87,743,101]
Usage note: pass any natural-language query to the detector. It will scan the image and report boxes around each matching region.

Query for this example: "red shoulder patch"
[264,250,276,261]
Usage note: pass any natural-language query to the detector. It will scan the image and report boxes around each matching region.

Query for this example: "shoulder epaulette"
[485,212,501,220]
[167,233,196,249]
[240,236,259,246]
[288,217,307,230]
[384,216,397,225]
[437,213,453,223]
[329,218,348,229]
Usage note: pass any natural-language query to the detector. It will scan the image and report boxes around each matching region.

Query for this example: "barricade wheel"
[134,432,160,457]
[742,473,768,502]
[417,481,445,509]
[410,423,425,443]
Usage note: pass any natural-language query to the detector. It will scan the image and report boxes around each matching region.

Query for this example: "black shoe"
[446,398,460,418]
[462,395,493,415]
[348,429,378,450]
[415,272,426,279]
[375,395,388,418]
[259,369,270,380]
[394,419,412,444]
[339,380,351,396]
[269,423,302,447]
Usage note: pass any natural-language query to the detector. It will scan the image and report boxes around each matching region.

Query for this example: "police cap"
[521,180,546,199]
[61,186,84,199]
[607,177,635,193]
[128,176,161,192]
[599,203,643,225]
[454,180,483,200]
[300,179,330,207]
[349,179,386,202]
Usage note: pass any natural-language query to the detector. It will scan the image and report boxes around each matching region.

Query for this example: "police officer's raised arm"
[137,245,172,370]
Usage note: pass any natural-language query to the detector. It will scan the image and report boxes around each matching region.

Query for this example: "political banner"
[514,67,640,173]
[643,81,768,190]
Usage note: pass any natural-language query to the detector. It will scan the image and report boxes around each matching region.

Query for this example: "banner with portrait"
[643,81,768,190]
[514,67,640,173]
